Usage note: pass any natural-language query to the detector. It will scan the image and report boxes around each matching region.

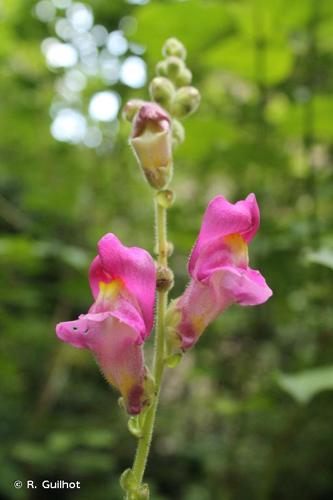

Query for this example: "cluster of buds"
[151,37,201,145]
[123,38,201,190]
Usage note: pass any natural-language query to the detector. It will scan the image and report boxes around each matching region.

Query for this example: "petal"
[89,233,156,337]
[189,194,259,276]
[88,294,146,343]
[191,233,249,281]
[132,102,170,138]
[56,316,91,349]
[174,280,225,350]
[208,266,273,306]
[89,256,111,298]
[56,312,148,415]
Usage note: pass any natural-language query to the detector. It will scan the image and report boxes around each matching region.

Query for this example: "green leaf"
[277,365,333,403]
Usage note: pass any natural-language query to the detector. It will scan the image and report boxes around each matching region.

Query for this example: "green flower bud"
[156,189,175,208]
[167,241,174,257]
[175,68,192,87]
[118,396,125,410]
[156,60,168,76]
[120,469,137,492]
[128,484,150,500]
[127,416,143,438]
[172,119,185,146]
[156,265,174,292]
[165,299,182,353]
[165,56,185,79]
[149,77,175,109]
[162,37,187,60]
[165,353,182,368]
[171,87,201,118]
[122,99,145,122]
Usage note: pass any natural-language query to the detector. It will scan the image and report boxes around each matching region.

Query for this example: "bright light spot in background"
[35,1,56,22]
[107,31,128,56]
[67,2,94,33]
[126,0,150,4]
[39,2,147,148]
[52,0,72,8]
[80,52,99,75]
[120,56,146,88]
[72,32,96,56]
[100,57,120,84]
[42,38,78,68]
[88,91,120,122]
[51,108,87,143]
[64,69,86,91]
[91,25,108,47]
[129,43,145,55]
[55,19,74,40]
[83,126,103,148]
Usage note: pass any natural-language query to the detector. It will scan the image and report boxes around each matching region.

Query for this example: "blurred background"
[1,0,333,498]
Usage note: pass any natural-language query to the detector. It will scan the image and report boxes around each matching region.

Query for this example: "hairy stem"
[128,199,168,493]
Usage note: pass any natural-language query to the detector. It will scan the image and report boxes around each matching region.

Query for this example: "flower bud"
[128,484,149,500]
[156,60,168,76]
[165,353,182,368]
[175,68,192,87]
[156,189,175,208]
[149,77,175,109]
[127,416,143,438]
[172,119,185,146]
[165,299,182,353]
[118,396,125,409]
[167,241,174,257]
[156,266,174,292]
[162,37,187,60]
[171,87,201,118]
[122,99,145,122]
[120,469,137,492]
[130,103,173,189]
[165,56,185,79]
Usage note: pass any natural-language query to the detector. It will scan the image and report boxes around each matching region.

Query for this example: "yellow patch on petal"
[192,315,205,335]
[103,367,133,394]
[224,233,249,267]
[99,279,124,300]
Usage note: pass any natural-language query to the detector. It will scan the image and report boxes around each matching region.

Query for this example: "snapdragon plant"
[56,38,272,499]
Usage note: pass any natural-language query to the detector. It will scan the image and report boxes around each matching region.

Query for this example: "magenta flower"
[168,194,273,350]
[56,233,156,415]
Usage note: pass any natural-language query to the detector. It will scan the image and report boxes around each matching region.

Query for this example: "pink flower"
[168,194,272,350]
[56,233,156,415]
[130,102,172,189]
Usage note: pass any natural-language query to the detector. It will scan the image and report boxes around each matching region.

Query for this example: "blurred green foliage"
[1,0,333,499]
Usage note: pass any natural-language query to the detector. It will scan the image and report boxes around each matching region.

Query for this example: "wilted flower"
[130,102,172,189]
[167,194,273,350]
[56,233,156,415]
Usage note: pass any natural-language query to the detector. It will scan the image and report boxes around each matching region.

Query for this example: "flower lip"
[189,193,260,277]
[89,233,156,338]
[132,102,170,138]
[56,313,148,415]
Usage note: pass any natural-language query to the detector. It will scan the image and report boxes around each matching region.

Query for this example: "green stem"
[127,200,168,493]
